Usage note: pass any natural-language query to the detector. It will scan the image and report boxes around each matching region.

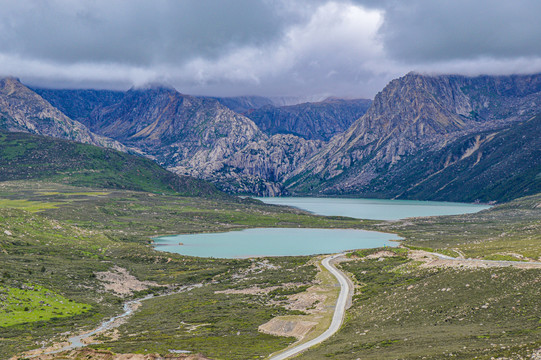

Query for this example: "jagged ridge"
[286,73,541,202]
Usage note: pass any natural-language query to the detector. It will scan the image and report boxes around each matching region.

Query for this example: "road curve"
[269,253,350,360]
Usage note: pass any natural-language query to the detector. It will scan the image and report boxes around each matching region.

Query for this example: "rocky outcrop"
[169,134,323,195]
[244,98,371,141]
[0,77,126,151]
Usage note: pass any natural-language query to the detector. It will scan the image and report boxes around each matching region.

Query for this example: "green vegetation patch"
[0,283,90,327]
[482,254,522,261]
[0,198,62,212]
[0,130,222,197]
[37,191,110,197]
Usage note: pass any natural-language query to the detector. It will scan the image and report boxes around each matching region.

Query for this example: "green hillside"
[290,115,541,203]
[0,130,222,197]
[390,115,541,202]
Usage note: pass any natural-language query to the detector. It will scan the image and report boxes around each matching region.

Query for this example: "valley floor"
[1,182,540,359]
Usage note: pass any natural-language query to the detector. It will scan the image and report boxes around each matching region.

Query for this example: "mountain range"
[3,72,540,202]
[286,73,541,201]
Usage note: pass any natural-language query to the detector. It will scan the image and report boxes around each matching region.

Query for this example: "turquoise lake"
[255,197,491,220]
[154,228,402,258]
[153,197,490,258]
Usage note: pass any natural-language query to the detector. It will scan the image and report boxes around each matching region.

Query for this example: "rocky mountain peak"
[0,77,49,104]
[0,77,126,151]
[0,77,24,95]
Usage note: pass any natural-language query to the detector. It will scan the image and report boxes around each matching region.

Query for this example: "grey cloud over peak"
[1,0,541,98]
[373,0,541,62]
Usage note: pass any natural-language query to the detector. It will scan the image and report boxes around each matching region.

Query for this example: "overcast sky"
[2,0,541,98]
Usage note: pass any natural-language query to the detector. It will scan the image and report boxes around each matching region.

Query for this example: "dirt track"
[410,250,541,269]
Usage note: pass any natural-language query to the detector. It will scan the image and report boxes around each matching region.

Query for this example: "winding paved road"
[269,253,350,360]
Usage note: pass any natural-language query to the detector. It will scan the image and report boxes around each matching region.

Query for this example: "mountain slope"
[363,115,541,202]
[244,98,372,141]
[0,78,125,151]
[86,87,264,154]
[287,73,541,202]
[68,87,320,195]
[0,130,223,197]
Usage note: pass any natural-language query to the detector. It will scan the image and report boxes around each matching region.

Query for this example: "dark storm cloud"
[371,0,541,63]
[1,0,540,98]
[0,0,290,65]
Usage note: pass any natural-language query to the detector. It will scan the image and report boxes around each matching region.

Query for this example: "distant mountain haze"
[243,98,372,141]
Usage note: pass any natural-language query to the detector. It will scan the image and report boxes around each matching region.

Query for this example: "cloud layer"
[1,0,541,97]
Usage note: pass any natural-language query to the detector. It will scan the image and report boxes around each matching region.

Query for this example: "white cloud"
[0,53,157,89]
[411,57,541,77]
[168,2,387,97]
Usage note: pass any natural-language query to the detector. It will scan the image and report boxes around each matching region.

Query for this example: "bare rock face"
[211,95,275,113]
[166,132,323,196]
[181,134,323,195]
[0,77,126,151]
[286,72,541,200]
[82,87,321,195]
